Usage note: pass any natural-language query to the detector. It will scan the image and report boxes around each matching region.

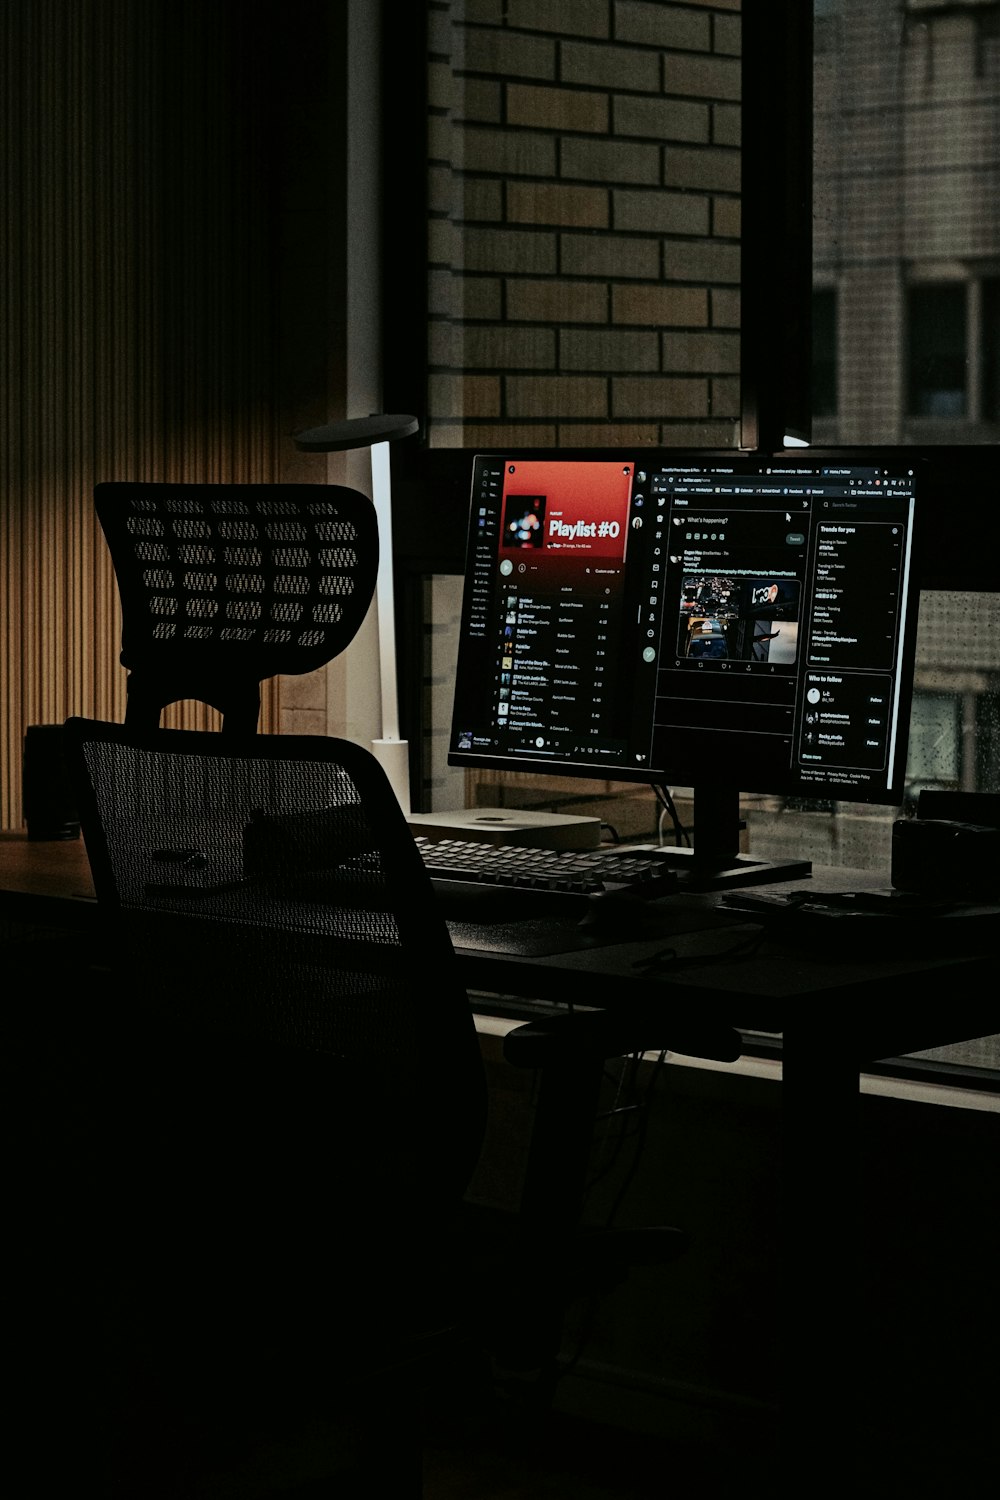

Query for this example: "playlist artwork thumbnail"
[503,494,546,548]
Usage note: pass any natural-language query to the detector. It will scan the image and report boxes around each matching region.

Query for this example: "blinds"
[1,1,288,828]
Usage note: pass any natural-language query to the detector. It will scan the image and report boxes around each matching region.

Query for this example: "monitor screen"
[447,451,922,883]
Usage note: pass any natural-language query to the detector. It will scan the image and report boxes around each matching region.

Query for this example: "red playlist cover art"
[499,461,633,564]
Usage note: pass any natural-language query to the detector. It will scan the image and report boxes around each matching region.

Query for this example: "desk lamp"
[293,413,418,814]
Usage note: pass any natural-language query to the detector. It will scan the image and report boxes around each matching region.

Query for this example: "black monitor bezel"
[446,446,924,811]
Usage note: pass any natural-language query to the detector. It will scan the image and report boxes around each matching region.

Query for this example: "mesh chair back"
[94,482,379,731]
[64,719,488,1413]
[65,716,486,1198]
[62,718,490,1478]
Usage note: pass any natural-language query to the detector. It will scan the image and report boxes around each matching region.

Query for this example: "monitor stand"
[653,785,812,890]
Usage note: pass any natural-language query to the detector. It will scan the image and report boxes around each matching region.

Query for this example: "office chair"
[94,478,378,735]
[61,716,489,1496]
[60,716,742,1494]
[94,417,417,737]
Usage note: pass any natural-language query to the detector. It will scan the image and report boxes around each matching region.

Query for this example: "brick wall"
[426,0,742,449]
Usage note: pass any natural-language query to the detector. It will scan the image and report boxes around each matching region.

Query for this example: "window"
[908,285,967,418]
[906,276,1000,426]
[906,691,962,792]
[390,4,999,813]
[813,0,1000,443]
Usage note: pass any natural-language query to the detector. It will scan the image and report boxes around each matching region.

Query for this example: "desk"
[4,830,995,1055]
[3,831,997,1481]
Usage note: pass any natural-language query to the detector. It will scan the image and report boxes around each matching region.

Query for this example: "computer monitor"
[446,450,922,888]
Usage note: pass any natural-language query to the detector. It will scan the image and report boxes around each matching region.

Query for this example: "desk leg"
[780,1034,861,1486]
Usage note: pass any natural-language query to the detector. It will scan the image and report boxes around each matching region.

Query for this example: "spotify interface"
[448,454,920,803]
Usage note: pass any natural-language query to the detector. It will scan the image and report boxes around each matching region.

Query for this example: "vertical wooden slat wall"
[0,0,314,831]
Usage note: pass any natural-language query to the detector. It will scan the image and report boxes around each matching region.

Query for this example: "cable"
[585,1056,644,1193]
[629,928,767,975]
[653,782,690,848]
[586,1048,669,1222]
[553,1047,673,1385]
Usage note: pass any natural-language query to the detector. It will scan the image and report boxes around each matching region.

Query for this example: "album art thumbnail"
[503,494,546,548]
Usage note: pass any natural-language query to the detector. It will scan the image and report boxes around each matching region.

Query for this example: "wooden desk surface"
[0,831,95,904]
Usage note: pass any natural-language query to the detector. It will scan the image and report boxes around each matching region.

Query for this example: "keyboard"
[413,835,678,919]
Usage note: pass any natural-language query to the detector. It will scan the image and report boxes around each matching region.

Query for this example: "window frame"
[377,3,998,760]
